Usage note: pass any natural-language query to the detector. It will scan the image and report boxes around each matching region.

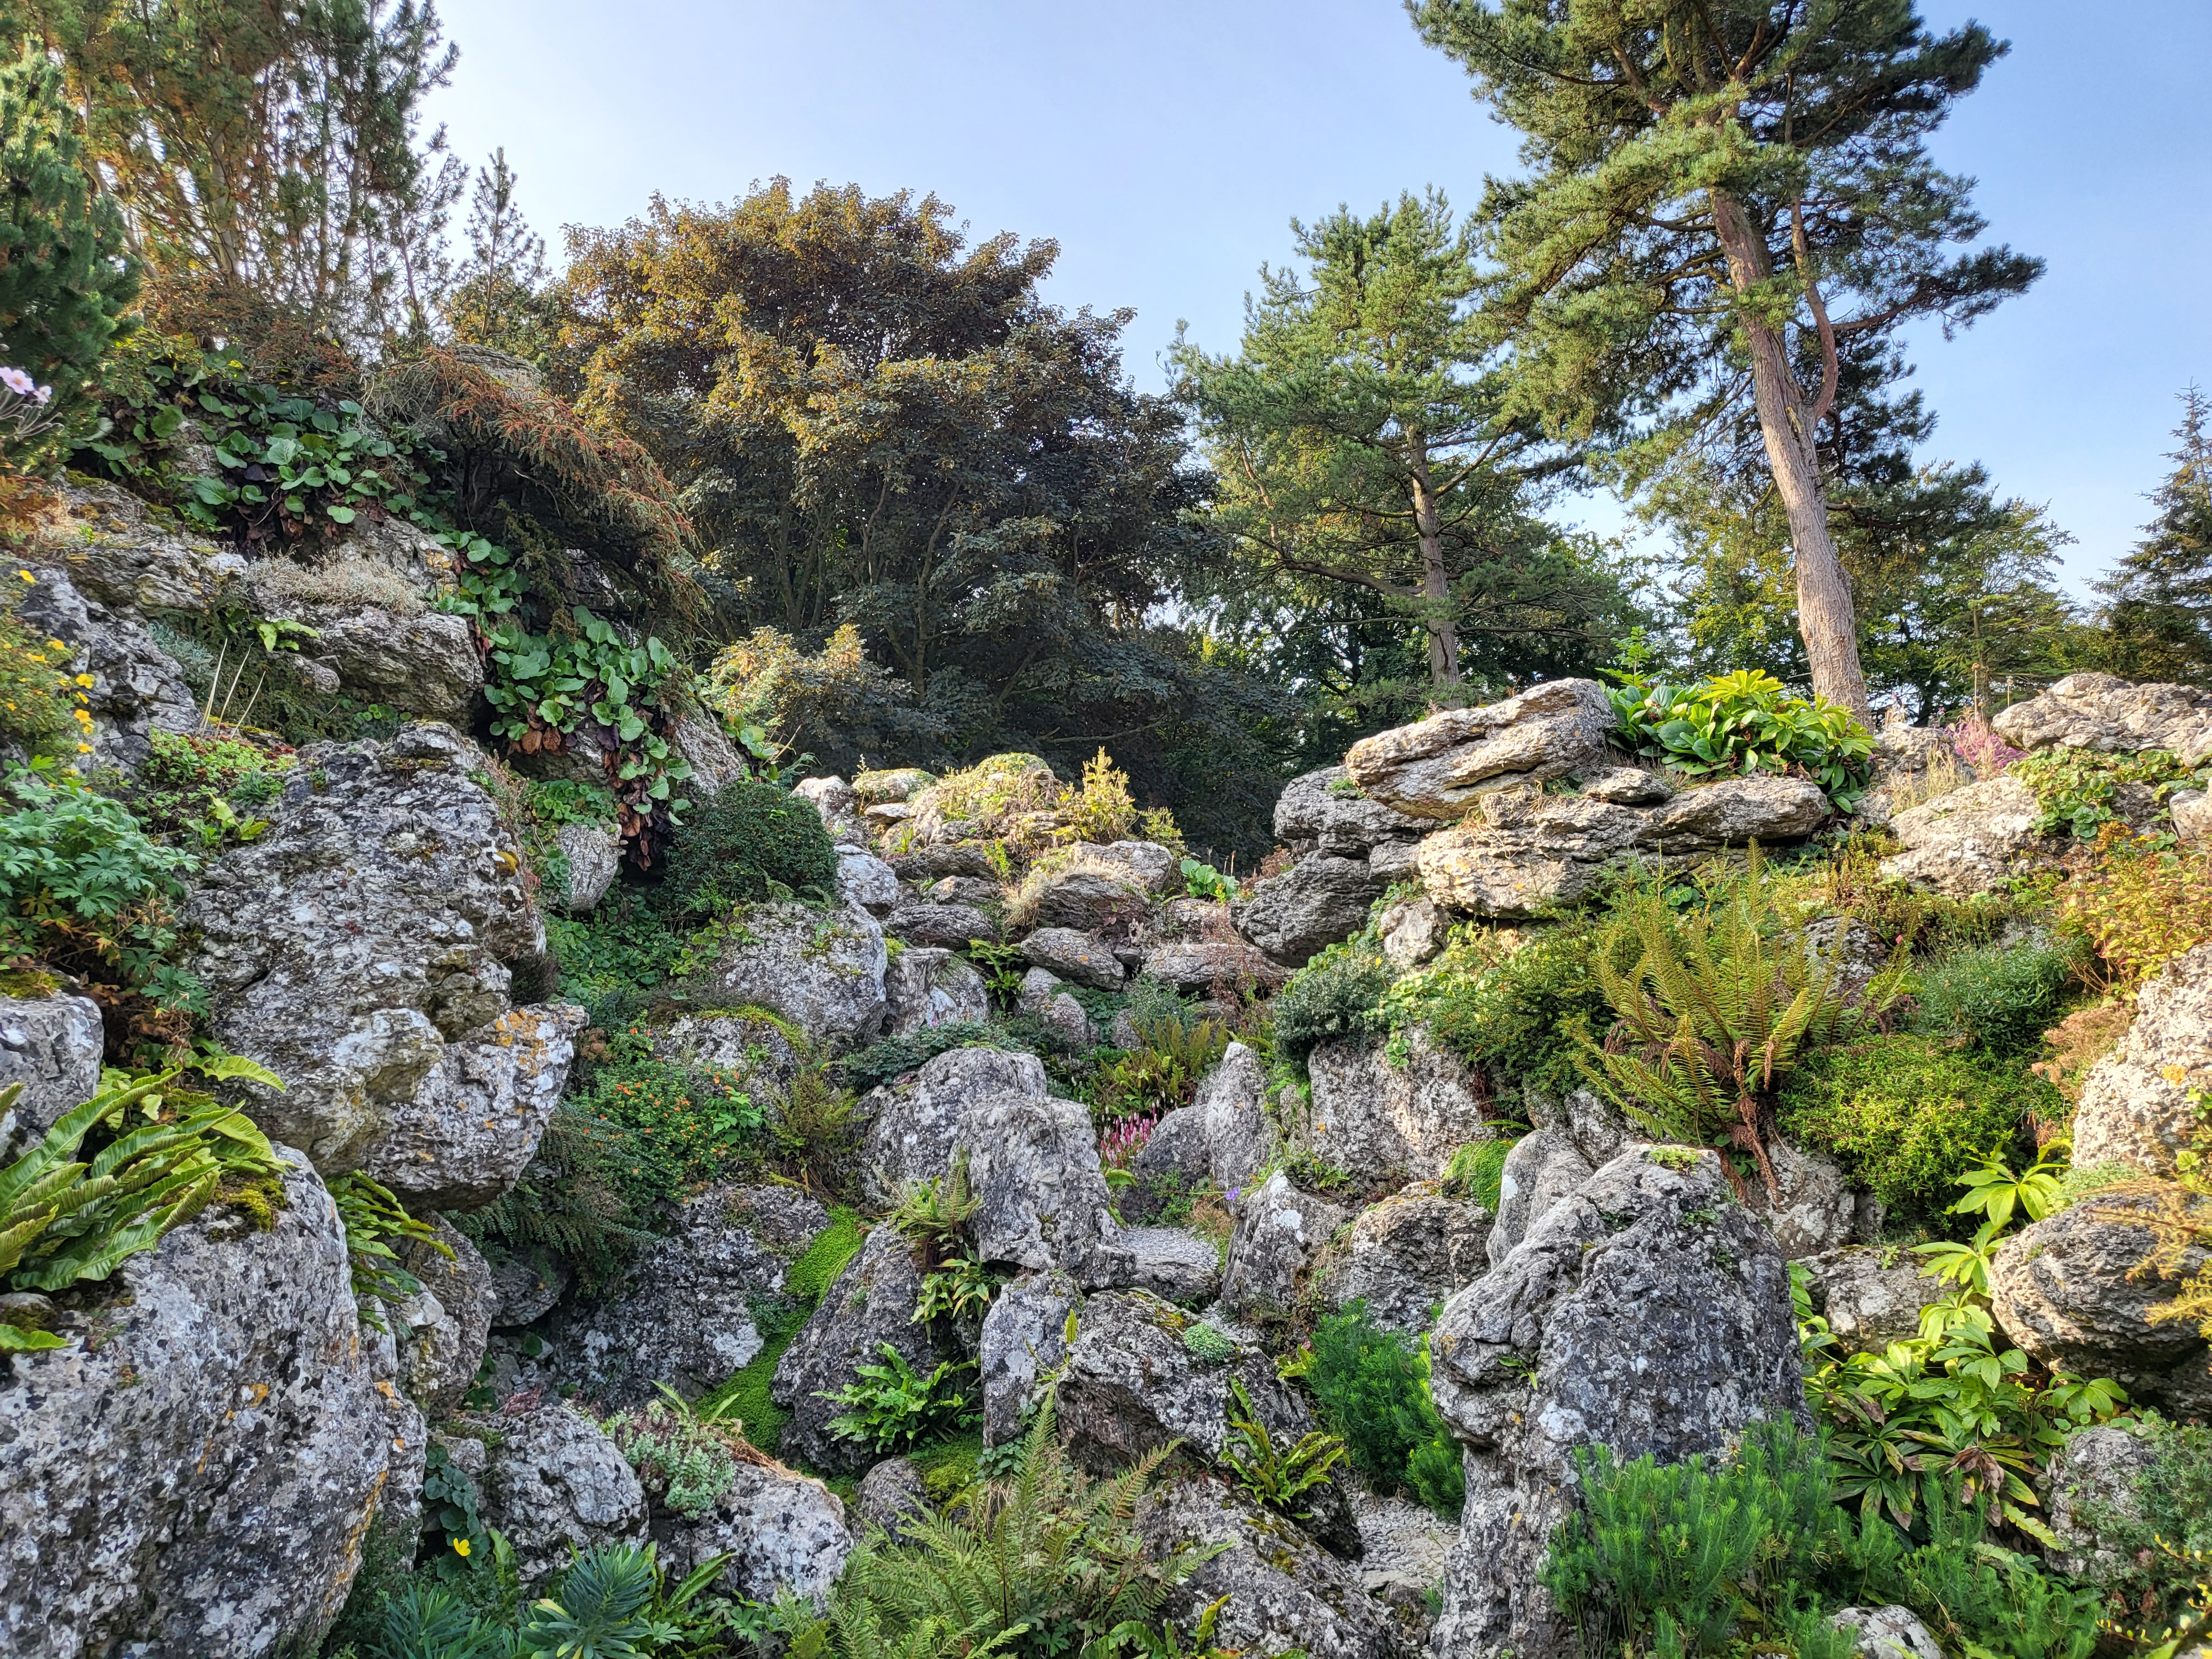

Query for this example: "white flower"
[32,384,50,405]
[0,368,32,397]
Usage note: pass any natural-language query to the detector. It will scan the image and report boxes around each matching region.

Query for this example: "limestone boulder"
[1017,925,1125,989]
[2173,787,2212,848]
[1485,1126,1593,1267]
[1305,1030,1493,1189]
[1796,1246,1948,1354]
[554,820,622,915]
[546,1185,829,1408]
[1636,775,1830,852]
[1992,672,2212,763]
[1989,1196,2212,1416]
[794,775,860,842]
[953,1089,1126,1285]
[1277,765,1430,860]
[476,1402,651,1592]
[0,989,104,1142]
[1140,938,1280,995]
[282,606,483,726]
[654,1460,853,1610]
[771,1225,948,1474]
[1737,1135,1858,1259]
[671,713,747,800]
[1415,792,1644,917]
[835,846,901,916]
[852,767,935,806]
[1375,895,1449,971]
[392,1217,496,1413]
[1140,1473,1411,1659]
[1088,839,1182,893]
[17,564,197,775]
[883,946,992,1036]
[487,1245,570,1329]
[979,1269,1081,1446]
[1579,765,1674,806]
[888,843,994,880]
[2071,943,2212,1177]
[1122,1225,1224,1305]
[656,1010,800,1092]
[1878,774,2046,896]
[1427,1146,1806,1659]
[1021,866,1148,933]
[1220,1172,1346,1319]
[705,900,888,1051]
[1345,679,1618,819]
[858,1045,1049,1208]
[855,1455,931,1540]
[2044,1423,2159,1583]
[43,478,246,615]
[1830,1606,1944,1659]
[1235,855,1384,966]
[0,1154,419,1659]
[1318,1182,1493,1335]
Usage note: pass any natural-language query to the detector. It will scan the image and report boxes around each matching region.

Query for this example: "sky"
[420,0,2212,597]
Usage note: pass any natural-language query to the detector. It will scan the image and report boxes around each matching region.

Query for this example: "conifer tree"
[444,147,550,356]
[1410,0,2041,719]
[2099,389,2212,686]
[0,41,135,441]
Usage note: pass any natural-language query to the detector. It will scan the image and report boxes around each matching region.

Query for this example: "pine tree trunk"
[1710,194,1871,721]
[1407,434,1463,686]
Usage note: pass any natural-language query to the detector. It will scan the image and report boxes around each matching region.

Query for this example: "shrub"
[1779,1035,2054,1234]
[1913,937,2081,1058]
[2053,830,2212,995]
[564,1023,769,1215]
[2073,1413,2212,1639]
[1608,667,1875,808]
[2012,746,2203,839]
[1305,1306,1464,1521]
[650,779,839,918]
[836,1020,1005,1093]
[0,604,90,758]
[1384,921,1611,1097]
[457,1104,662,1295]
[604,1386,754,1520]
[1270,937,1392,1057]
[698,622,931,777]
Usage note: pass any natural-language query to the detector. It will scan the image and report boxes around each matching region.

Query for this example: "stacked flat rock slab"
[1991,672,2212,762]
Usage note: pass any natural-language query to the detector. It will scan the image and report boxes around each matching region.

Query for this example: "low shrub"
[1912,937,2082,1057]
[836,1020,1004,1093]
[2012,746,2203,839]
[0,603,90,758]
[649,779,839,918]
[1384,921,1611,1098]
[1608,667,1875,808]
[564,1023,769,1215]
[1779,1035,2052,1235]
[1304,1305,1464,1521]
[1270,936,1392,1057]
[2074,1413,2212,1640]
[2053,828,2212,995]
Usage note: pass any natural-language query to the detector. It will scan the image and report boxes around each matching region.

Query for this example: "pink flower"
[0,368,33,397]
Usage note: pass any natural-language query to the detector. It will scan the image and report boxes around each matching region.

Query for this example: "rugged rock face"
[835,846,902,915]
[554,820,622,914]
[1305,1031,1493,1188]
[858,1045,1050,1208]
[19,564,199,774]
[656,1011,799,1091]
[655,1460,853,1609]
[1796,1246,1948,1354]
[548,1186,828,1407]
[887,899,999,948]
[0,989,104,1140]
[1235,855,1385,966]
[2044,1424,2159,1583]
[476,1404,651,1592]
[1737,1136,1858,1259]
[1485,1126,1593,1267]
[1992,672,2212,763]
[2071,943,2212,1177]
[1345,680,1617,818]
[1128,1043,1282,1222]
[0,1155,419,1659]
[1018,926,1126,990]
[1318,1182,1493,1335]
[1121,1225,1223,1305]
[262,600,484,726]
[1139,938,1280,994]
[953,1088,1125,1285]
[1877,774,2044,896]
[883,946,992,1036]
[1427,1146,1807,1659]
[184,722,569,1185]
[706,900,888,1051]
[393,1217,496,1413]
[1057,1290,1358,1557]
[1375,895,1449,970]
[1989,1196,2212,1416]
[1141,1473,1411,1659]
[1830,1606,1944,1659]
[855,1455,931,1539]
[979,1269,1080,1446]
[1220,1172,1347,1318]
[1276,765,1430,862]
[1023,865,1149,932]
[794,775,862,842]
[771,1224,946,1474]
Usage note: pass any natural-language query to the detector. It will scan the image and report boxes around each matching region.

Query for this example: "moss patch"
[697,1206,867,1460]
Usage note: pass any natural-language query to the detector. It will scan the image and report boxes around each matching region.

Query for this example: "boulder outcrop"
[771,1225,947,1474]
[1877,774,2044,896]
[1345,680,1617,818]
[1992,672,2212,763]
[0,989,105,1140]
[475,1403,651,1592]
[2070,943,2212,1177]
[1318,1182,1493,1335]
[858,1045,1050,1208]
[1235,855,1384,966]
[704,900,888,1051]
[1305,1030,1493,1189]
[654,1460,853,1610]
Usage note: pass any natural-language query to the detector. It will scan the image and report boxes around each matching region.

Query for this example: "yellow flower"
[46,640,62,651]
[14,570,29,582]
[72,674,92,687]
[76,743,90,753]
[72,708,92,726]
[452,1537,471,1557]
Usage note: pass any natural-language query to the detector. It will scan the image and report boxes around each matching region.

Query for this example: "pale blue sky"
[422,0,2212,596]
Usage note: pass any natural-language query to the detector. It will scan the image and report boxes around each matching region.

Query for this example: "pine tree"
[1410,0,2042,719]
[2098,389,2212,687]
[443,148,550,356]
[0,41,136,445]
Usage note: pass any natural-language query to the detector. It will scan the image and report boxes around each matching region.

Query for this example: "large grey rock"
[0,989,103,1142]
[1021,864,1149,932]
[278,605,483,726]
[547,1186,828,1407]
[358,1002,586,1212]
[1989,1196,2212,1416]
[979,1269,1080,1446]
[2044,1423,2159,1582]
[2173,787,2212,847]
[672,713,747,800]
[1234,855,1384,966]
[1375,895,1449,971]
[1018,925,1126,990]
[1878,774,2045,896]
[1415,792,1646,917]
[1058,1289,1359,1556]
[1830,1606,1944,1659]
[1277,765,1430,859]
[1140,1473,1411,1659]
[705,900,888,1051]
[1090,839,1181,893]
[44,478,247,616]
[835,846,901,915]
[854,1455,930,1540]
[858,1045,1049,1208]
[1318,1182,1493,1335]
[18,564,198,774]
[794,775,860,842]
[1122,1225,1224,1305]
[0,1154,418,1659]
[1485,1126,1593,1267]
[953,1088,1126,1285]
[1737,1135,1858,1259]
[554,820,622,914]
[1992,672,2212,763]
[1427,1146,1806,1659]
[852,767,934,806]
[2072,943,2212,1177]
[656,1010,800,1091]
[1140,938,1280,994]
[476,1402,651,1592]
[1636,775,1831,851]
[487,1246,570,1328]
[393,1217,495,1413]
[1193,1042,1283,1195]
[1796,1246,1948,1354]
[1305,1030,1492,1188]
[1345,680,1618,819]
[184,722,554,1177]
[771,1225,947,1474]
[883,945,992,1036]
[655,1459,852,1609]
[1220,1172,1347,1319]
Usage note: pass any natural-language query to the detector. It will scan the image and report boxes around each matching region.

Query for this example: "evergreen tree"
[1410,0,2042,718]
[0,40,135,446]
[2098,389,2212,686]
[1172,190,1625,701]
[444,147,550,356]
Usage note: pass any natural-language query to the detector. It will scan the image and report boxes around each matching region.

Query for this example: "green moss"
[1444,1138,1517,1212]
[1382,921,1611,1097]
[696,1207,867,1463]
[785,1207,867,1302]
[1778,1034,2056,1235]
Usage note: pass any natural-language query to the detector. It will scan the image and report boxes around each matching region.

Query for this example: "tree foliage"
[2098,388,2212,687]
